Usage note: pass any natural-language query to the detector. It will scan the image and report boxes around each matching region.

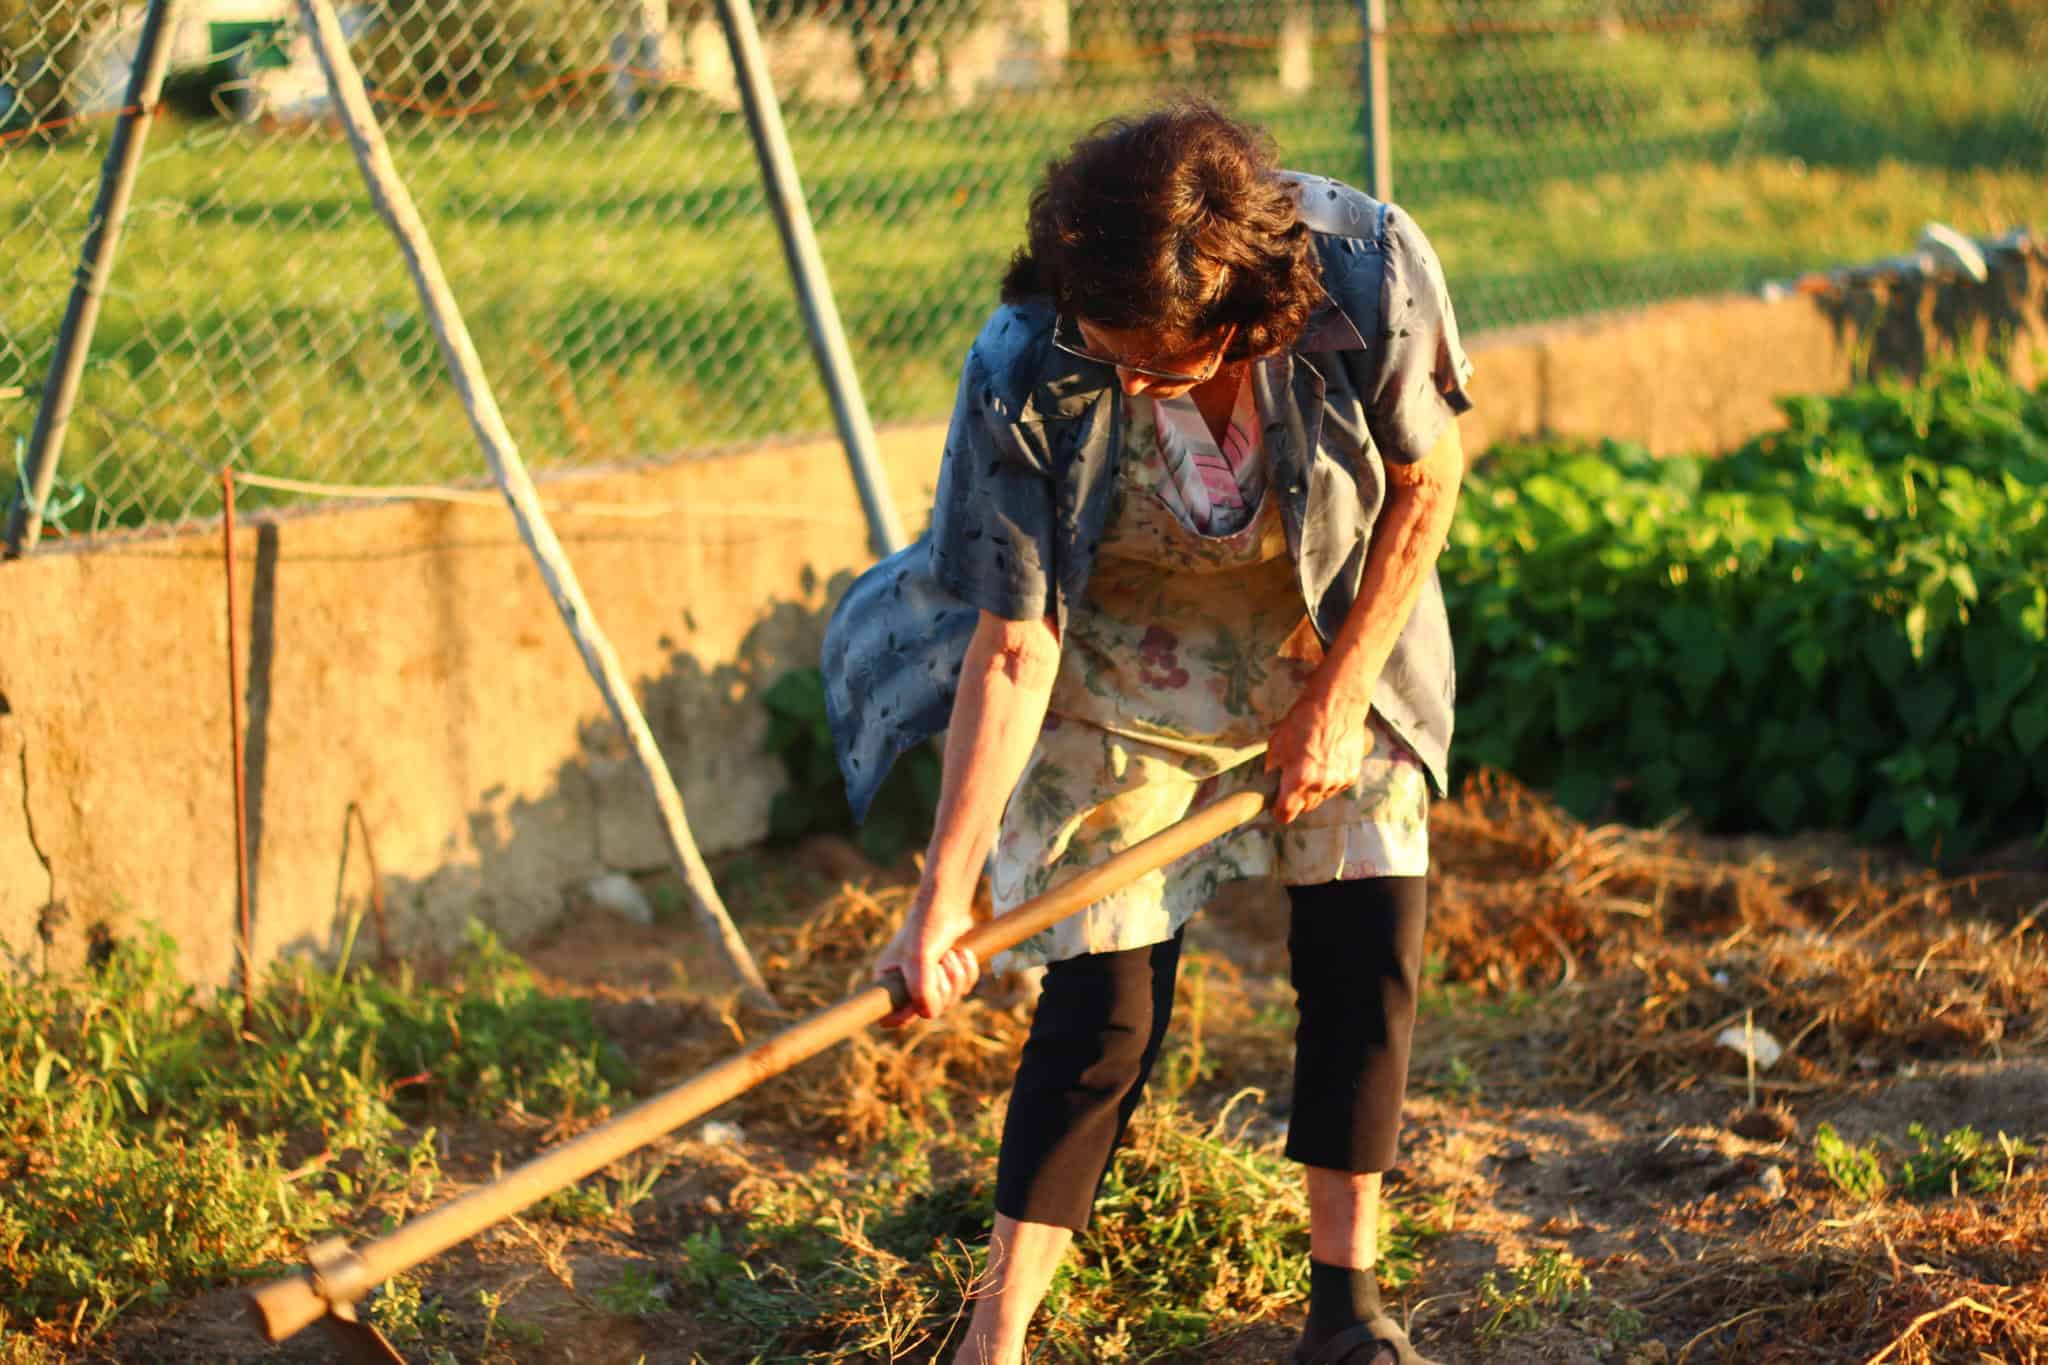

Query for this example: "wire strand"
[227,469,866,524]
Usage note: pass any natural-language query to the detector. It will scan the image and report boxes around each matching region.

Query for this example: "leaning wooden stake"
[224,471,256,1034]
[245,789,1268,1350]
[223,472,258,1035]
[5,0,178,557]
[295,0,773,1007]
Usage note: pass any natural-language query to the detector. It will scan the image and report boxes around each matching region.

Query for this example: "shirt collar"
[1022,317,1114,423]
[1293,282,1367,353]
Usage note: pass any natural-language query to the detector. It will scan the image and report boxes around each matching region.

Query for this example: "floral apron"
[991,390,1431,971]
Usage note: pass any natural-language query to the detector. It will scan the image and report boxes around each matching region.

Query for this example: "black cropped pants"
[992,876,1427,1231]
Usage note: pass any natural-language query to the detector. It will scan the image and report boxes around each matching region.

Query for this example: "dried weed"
[1426,773,2048,1098]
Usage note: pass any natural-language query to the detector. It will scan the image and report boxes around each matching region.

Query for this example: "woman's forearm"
[1312,423,1466,713]
[919,611,1062,911]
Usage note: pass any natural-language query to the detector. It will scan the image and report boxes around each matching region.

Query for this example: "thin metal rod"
[711,0,906,557]
[295,0,776,1007]
[338,800,392,965]
[5,0,179,557]
[244,789,1269,1345]
[224,471,255,1034]
[1362,0,1392,202]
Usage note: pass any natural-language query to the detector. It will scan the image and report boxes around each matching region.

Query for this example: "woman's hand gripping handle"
[1266,686,1373,825]
[878,787,1274,1025]
[876,897,982,1025]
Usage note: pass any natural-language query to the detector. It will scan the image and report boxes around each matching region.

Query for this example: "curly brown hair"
[1000,100,1323,363]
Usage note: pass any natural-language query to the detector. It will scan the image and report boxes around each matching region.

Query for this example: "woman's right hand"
[875,895,982,1026]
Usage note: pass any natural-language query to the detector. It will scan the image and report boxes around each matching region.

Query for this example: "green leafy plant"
[761,666,941,863]
[1813,1122,1888,1200]
[537,1155,665,1229]
[1445,361,2048,859]
[1811,1121,2036,1203]
[367,1272,444,1346]
[1431,1054,1484,1103]
[1898,1123,2036,1198]
[1606,1303,1649,1345]
[593,1264,668,1318]
[1475,1249,1593,1343]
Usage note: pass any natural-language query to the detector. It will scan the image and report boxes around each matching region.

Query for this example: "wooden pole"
[244,790,1269,1345]
[295,0,774,1006]
[224,471,255,1034]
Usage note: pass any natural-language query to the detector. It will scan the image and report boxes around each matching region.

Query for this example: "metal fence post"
[4,0,179,558]
[1361,0,1393,203]
[711,0,907,558]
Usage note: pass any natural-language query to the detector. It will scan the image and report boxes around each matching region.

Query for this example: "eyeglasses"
[1051,315,1235,386]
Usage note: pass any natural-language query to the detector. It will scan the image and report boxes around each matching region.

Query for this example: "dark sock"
[1305,1258,1385,1346]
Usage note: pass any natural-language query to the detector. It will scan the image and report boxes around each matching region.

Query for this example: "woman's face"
[1072,319,1237,399]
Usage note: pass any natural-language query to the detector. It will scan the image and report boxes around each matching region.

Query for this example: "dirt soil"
[94,779,2048,1364]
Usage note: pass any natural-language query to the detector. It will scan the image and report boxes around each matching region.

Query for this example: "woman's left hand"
[1265,686,1374,824]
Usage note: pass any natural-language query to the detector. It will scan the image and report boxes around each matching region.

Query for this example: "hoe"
[244,790,1269,1362]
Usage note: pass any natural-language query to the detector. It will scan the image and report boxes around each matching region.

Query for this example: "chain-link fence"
[4,0,2044,538]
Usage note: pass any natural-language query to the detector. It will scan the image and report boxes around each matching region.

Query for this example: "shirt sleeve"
[926,346,1057,622]
[1366,204,1475,466]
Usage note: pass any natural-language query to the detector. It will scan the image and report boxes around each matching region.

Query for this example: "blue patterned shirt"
[823,174,1475,820]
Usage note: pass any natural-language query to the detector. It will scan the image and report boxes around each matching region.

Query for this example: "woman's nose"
[1118,368,1151,397]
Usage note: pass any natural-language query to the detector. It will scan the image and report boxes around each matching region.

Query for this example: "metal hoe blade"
[306,1238,406,1365]
[317,1306,405,1365]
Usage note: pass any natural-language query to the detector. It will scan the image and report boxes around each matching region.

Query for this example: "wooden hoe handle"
[244,789,1269,1346]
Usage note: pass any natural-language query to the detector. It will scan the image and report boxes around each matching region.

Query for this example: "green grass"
[1,32,2042,532]
[669,1097,1438,1360]
[0,919,628,1340]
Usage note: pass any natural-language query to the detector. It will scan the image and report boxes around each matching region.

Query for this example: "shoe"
[1291,1315,1440,1365]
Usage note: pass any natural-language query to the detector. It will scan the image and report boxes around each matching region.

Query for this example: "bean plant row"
[1444,360,2048,859]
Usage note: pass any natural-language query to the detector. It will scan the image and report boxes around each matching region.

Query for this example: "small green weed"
[1475,1250,1593,1344]
[537,1183,616,1226]
[1898,1123,2036,1199]
[1812,1122,2037,1203]
[1063,1097,1319,1350]
[594,1264,669,1318]
[537,1156,665,1229]
[1814,1122,1889,1201]
[475,1288,544,1350]
[367,1273,444,1346]
[1421,957,1540,1021]
[1426,1054,1484,1103]
[1605,1303,1648,1345]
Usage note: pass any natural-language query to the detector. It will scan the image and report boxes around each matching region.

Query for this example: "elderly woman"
[822,102,1469,1365]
